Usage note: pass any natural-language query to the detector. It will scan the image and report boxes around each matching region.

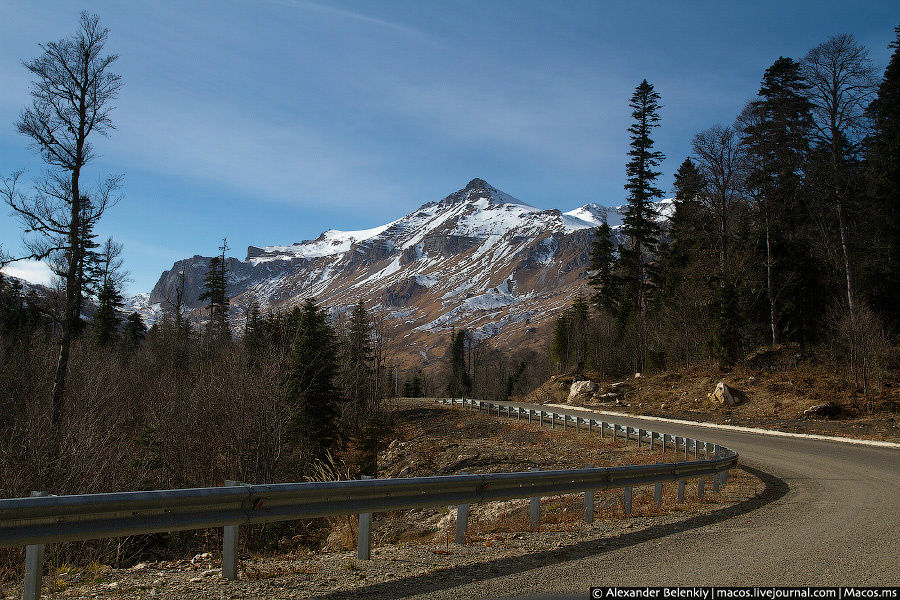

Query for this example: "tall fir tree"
[91,238,127,347]
[285,298,342,474]
[344,300,375,422]
[92,278,123,346]
[588,222,619,315]
[656,158,715,365]
[660,158,706,282]
[122,311,147,352]
[199,238,230,341]
[742,57,818,346]
[619,79,665,370]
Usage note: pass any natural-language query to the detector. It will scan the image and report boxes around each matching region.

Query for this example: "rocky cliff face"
[140,179,672,365]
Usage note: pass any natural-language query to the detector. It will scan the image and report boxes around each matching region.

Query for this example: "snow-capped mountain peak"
[145,179,675,363]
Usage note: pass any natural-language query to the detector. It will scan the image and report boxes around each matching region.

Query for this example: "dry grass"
[531,354,900,441]
[368,402,760,547]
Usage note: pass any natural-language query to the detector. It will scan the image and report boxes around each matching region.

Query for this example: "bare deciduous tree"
[691,124,746,275]
[801,34,877,328]
[1,12,122,489]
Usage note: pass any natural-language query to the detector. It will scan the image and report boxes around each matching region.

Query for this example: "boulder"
[568,380,598,403]
[803,402,841,419]
[712,382,739,407]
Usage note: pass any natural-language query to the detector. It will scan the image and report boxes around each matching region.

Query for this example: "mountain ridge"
[136,179,673,365]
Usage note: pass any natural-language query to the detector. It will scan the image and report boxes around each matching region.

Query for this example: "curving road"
[403,401,900,598]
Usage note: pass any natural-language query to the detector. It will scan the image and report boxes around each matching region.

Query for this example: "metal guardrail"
[1,397,737,599]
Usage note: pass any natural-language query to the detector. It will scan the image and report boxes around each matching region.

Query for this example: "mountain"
[142,179,673,365]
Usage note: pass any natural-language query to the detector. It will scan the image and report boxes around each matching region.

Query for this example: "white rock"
[568,380,598,403]
[713,382,738,407]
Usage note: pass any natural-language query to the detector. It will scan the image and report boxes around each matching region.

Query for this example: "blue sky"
[1,1,897,294]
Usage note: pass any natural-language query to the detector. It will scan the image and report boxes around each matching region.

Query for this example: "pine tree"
[122,311,147,352]
[91,238,127,347]
[619,79,665,370]
[199,238,230,341]
[655,158,717,365]
[93,278,123,346]
[344,300,375,422]
[285,298,342,473]
[588,222,619,315]
[742,57,817,346]
[659,158,707,291]
[243,302,266,353]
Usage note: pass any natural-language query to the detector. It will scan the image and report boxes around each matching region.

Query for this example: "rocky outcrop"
[382,278,429,307]
[148,255,260,309]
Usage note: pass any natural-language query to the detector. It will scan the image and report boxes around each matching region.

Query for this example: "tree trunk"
[764,199,778,346]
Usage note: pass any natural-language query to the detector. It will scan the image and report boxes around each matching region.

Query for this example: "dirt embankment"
[3,402,763,600]
[529,352,900,442]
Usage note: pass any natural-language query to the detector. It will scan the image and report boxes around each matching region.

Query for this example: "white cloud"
[1,260,53,286]
[273,0,426,39]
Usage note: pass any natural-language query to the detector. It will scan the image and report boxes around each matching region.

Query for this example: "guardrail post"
[584,465,595,523]
[516,407,521,421]
[704,442,710,460]
[528,409,533,424]
[613,424,618,442]
[698,477,705,499]
[529,469,540,527]
[588,418,593,433]
[623,487,632,516]
[563,414,567,430]
[650,431,655,450]
[694,439,700,459]
[600,421,605,438]
[22,491,48,600]
[456,503,469,544]
[222,481,239,580]
[677,479,685,503]
[684,438,690,459]
[455,471,470,544]
[551,412,556,429]
[638,428,644,448]
[712,473,720,493]
[654,482,663,506]
[358,475,373,560]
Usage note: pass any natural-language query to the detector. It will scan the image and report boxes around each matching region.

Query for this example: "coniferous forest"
[1,11,898,574]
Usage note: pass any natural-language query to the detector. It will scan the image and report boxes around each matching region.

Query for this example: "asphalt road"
[403,401,899,597]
